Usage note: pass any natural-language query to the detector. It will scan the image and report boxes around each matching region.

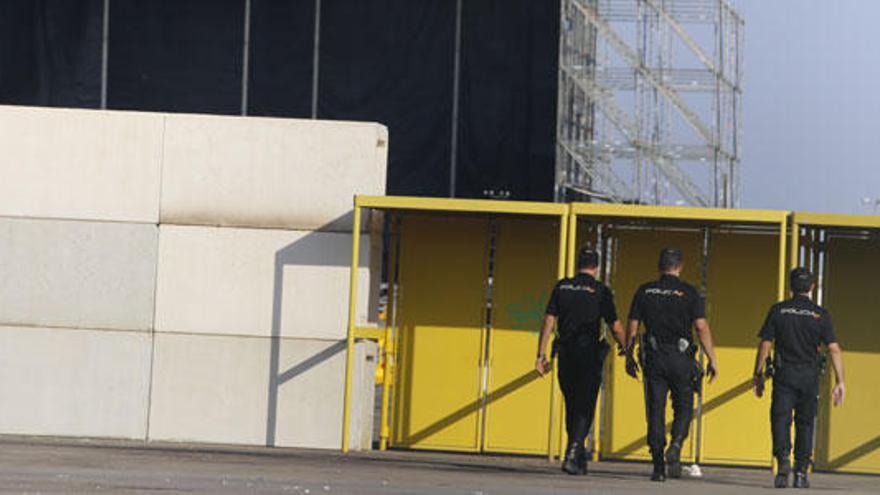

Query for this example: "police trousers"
[644,347,695,457]
[771,366,819,468]
[556,345,604,449]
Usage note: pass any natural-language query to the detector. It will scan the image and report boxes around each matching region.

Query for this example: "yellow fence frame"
[341,195,569,454]
[790,211,880,474]
[568,202,788,463]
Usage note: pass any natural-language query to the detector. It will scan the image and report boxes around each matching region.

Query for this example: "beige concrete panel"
[0,325,151,439]
[0,217,158,331]
[154,225,369,340]
[148,334,376,449]
[0,106,163,223]
[160,114,388,231]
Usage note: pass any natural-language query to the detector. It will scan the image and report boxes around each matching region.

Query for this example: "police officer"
[626,247,719,482]
[535,247,627,475]
[752,267,845,489]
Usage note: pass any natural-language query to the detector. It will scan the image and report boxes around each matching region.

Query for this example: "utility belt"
[767,353,825,379]
[552,334,610,361]
[643,334,697,358]
[639,333,703,394]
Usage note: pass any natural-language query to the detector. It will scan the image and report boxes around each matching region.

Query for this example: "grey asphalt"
[0,437,875,494]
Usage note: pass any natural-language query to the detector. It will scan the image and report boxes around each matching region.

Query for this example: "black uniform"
[628,274,705,458]
[545,273,618,451]
[758,295,837,469]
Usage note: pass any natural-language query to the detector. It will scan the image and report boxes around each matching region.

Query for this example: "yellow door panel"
[700,230,779,466]
[817,236,880,474]
[602,226,703,462]
[392,214,488,452]
[484,217,561,455]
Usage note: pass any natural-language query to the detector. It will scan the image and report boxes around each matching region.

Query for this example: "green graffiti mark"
[502,289,549,334]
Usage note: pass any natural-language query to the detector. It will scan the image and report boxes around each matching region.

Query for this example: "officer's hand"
[625,354,640,379]
[706,360,718,383]
[535,356,551,377]
[752,375,765,398]
[832,382,846,407]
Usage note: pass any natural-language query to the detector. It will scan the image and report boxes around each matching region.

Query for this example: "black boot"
[562,443,583,475]
[666,441,682,479]
[774,459,791,489]
[651,455,666,482]
[792,472,809,489]
[577,447,589,475]
[792,462,810,489]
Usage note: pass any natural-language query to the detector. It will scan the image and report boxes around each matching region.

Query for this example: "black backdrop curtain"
[319,0,456,197]
[0,0,559,202]
[107,0,245,114]
[0,0,102,108]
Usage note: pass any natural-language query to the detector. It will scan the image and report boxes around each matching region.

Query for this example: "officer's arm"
[626,319,640,350]
[537,314,556,358]
[752,340,772,397]
[610,320,627,352]
[828,342,846,406]
[694,318,719,381]
[535,314,556,376]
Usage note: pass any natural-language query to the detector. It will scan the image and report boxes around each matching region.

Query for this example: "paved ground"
[0,437,874,494]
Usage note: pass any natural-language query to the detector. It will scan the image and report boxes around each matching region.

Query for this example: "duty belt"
[645,334,694,354]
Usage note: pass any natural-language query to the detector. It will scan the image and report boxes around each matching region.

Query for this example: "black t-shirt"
[628,274,705,344]
[758,295,837,367]
[545,273,618,346]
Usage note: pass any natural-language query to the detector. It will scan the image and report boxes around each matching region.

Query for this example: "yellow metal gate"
[700,229,780,466]
[793,213,880,475]
[392,214,489,451]
[483,217,561,455]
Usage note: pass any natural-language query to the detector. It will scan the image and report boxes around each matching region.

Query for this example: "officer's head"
[577,247,600,273]
[658,247,684,274]
[790,267,814,295]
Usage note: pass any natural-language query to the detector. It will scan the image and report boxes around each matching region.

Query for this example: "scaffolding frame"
[556,0,743,207]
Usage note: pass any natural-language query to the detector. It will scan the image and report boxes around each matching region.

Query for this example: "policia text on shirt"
[752,267,846,489]
[534,248,627,476]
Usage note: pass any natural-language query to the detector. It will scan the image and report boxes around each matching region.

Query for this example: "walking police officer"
[626,247,719,482]
[752,267,845,489]
[535,247,627,475]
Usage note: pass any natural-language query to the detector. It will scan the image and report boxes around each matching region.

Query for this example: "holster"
[692,360,704,395]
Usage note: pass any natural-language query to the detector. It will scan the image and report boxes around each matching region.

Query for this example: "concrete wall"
[0,105,386,450]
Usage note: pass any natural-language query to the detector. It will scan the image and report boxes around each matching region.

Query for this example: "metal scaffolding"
[556,0,743,207]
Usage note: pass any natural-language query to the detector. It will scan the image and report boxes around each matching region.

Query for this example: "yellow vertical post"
[547,212,569,461]
[778,216,788,302]
[790,218,800,271]
[341,203,363,453]
[378,219,395,451]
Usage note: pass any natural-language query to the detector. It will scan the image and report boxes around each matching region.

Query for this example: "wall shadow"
[400,371,541,446]
[606,378,753,457]
[265,211,370,447]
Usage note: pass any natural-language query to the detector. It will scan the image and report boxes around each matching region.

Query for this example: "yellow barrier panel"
[700,228,779,466]
[815,234,880,474]
[391,214,489,451]
[482,217,561,454]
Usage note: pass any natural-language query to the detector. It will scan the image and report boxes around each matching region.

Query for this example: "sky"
[738,1,880,214]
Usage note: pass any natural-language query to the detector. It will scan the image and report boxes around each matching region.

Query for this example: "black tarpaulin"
[318,0,456,197]
[456,0,558,201]
[247,0,314,119]
[107,0,245,114]
[0,0,102,108]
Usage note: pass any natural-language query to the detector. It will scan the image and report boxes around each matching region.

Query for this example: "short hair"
[577,247,599,270]
[658,247,683,272]
[790,267,814,294]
